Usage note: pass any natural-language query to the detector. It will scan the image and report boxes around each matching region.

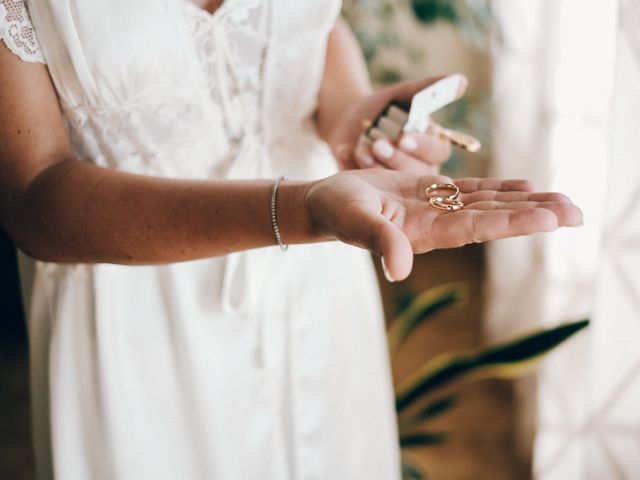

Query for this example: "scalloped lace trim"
[0,0,45,63]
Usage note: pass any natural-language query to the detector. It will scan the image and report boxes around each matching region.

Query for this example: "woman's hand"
[316,21,462,175]
[326,76,467,175]
[303,170,583,282]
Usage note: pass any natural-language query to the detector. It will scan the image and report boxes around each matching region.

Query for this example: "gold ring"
[426,183,460,200]
[429,197,464,212]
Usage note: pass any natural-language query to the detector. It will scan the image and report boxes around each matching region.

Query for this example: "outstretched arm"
[0,42,582,281]
[0,43,316,264]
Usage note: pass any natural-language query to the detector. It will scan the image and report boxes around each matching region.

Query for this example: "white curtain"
[488,0,640,477]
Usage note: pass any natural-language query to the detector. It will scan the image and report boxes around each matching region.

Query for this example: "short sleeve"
[0,0,45,63]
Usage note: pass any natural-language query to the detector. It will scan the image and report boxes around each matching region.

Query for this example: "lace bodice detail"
[184,0,268,140]
[62,0,272,179]
[0,0,44,63]
[5,0,341,180]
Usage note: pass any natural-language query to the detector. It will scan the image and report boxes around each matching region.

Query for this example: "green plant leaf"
[407,395,458,426]
[388,282,469,356]
[396,319,589,413]
[410,0,459,25]
[400,432,448,448]
[393,286,416,319]
[401,457,425,480]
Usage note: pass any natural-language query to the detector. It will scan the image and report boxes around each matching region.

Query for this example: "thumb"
[362,212,414,282]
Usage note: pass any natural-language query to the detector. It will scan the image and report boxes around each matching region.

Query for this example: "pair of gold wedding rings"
[425,183,464,212]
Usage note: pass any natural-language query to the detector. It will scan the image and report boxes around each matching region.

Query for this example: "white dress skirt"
[1,0,401,478]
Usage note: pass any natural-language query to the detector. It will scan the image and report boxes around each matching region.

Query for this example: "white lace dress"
[1,0,401,478]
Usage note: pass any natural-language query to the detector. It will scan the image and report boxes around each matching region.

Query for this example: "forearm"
[7,159,318,264]
[316,17,372,142]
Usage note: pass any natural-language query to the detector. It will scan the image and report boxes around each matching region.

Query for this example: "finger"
[455,178,538,194]
[371,139,439,174]
[376,220,414,282]
[463,200,583,227]
[354,145,378,169]
[397,132,452,167]
[429,208,559,249]
[461,190,574,205]
[353,136,375,169]
[353,207,414,282]
[334,144,358,170]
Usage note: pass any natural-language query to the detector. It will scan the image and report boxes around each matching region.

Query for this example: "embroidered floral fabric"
[65,0,268,179]
[0,0,44,63]
[2,0,269,179]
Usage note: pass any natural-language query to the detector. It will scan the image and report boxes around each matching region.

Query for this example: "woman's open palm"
[305,170,582,281]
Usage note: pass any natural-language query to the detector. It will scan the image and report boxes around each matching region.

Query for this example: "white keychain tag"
[404,74,465,133]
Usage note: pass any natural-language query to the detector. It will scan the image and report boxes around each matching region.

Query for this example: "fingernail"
[355,148,375,167]
[381,256,395,283]
[456,74,468,97]
[360,153,376,167]
[373,140,394,160]
[399,134,418,152]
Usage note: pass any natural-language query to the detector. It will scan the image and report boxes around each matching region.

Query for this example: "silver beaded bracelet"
[271,175,288,252]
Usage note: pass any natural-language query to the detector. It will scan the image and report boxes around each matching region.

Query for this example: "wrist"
[276,180,328,245]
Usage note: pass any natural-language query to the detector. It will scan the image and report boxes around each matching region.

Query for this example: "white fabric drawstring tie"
[212,24,244,139]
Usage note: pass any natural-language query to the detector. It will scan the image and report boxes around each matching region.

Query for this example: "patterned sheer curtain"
[487,0,640,477]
